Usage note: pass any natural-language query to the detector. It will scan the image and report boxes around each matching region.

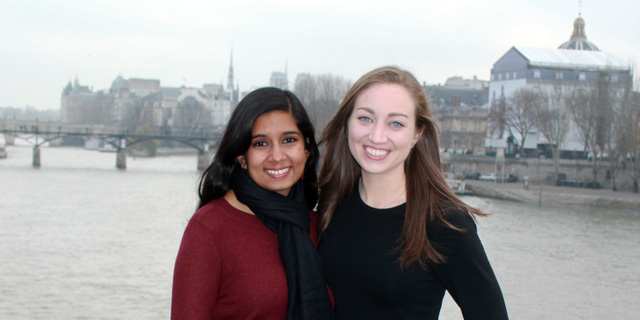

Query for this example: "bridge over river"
[1,120,221,170]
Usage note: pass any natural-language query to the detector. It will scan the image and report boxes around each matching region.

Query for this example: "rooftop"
[513,46,628,72]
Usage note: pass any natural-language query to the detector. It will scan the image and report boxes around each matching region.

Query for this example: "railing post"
[33,146,41,167]
[197,151,210,171]
[116,138,126,169]
[116,150,127,169]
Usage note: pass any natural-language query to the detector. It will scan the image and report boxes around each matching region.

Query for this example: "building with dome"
[558,14,600,51]
[487,13,633,155]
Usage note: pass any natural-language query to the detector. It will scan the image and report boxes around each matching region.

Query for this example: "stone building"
[270,62,288,90]
[487,13,632,154]
[61,76,97,124]
[425,76,489,154]
[60,52,239,131]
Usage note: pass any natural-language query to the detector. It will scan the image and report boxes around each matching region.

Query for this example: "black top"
[318,184,508,319]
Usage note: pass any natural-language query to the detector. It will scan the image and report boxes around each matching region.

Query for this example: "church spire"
[227,50,234,91]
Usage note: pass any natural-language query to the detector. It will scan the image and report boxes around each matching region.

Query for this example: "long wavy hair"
[198,87,320,210]
[317,66,483,268]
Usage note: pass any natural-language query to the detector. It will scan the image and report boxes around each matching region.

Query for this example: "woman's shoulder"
[443,205,476,229]
[190,197,263,231]
[428,203,477,237]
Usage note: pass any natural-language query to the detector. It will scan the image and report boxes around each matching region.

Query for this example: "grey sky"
[1,0,638,110]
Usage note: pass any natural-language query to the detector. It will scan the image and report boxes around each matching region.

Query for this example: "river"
[1,145,638,319]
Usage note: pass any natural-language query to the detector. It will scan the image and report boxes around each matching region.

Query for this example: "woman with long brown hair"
[317,66,508,319]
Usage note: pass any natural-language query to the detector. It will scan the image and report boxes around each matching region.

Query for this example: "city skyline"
[1,0,638,110]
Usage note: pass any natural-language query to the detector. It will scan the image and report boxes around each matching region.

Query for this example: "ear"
[236,155,247,169]
[305,138,310,159]
[413,130,424,147]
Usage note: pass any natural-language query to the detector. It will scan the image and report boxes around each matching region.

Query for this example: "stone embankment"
[465,181,640,212]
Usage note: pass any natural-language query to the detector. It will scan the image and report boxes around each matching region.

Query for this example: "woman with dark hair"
[317,66,508,319]
[172,87,333,320]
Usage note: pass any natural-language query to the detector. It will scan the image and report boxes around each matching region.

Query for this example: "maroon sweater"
[171,197,319,320]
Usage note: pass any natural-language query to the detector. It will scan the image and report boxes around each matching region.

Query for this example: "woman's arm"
[429,211,508,319]
[171,219,221,320]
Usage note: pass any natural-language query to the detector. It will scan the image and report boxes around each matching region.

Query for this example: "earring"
[411,141,415,148]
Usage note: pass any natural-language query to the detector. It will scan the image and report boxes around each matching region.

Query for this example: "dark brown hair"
[317,66,483,268]
[198,87,320,210]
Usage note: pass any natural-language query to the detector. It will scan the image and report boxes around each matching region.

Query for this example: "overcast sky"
[1,0,638,110]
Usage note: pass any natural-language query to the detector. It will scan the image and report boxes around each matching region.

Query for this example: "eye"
[390,121,406,128]
[358,116,373,123]
[282,136,298,144]
[252,140,268,147]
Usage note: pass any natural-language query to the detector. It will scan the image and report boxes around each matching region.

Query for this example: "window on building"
[533,70,541,78]
[555,71,563,79]
[579,73,586,81]
[611,74,618,82]
[451,94,462,107]
[498,74,502,80]
[513,72,517,79]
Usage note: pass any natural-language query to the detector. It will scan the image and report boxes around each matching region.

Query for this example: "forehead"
[354,83,415,115]
[252,110,300,133]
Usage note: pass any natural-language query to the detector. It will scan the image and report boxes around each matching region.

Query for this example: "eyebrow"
[251,131,302,139]
[355,107,409,118]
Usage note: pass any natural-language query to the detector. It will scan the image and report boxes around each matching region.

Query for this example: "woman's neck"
[224,189,255,215]
[359,171,407,209]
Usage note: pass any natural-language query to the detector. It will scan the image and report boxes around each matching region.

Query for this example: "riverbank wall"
[465,181,640,212]
[443,154,639,193]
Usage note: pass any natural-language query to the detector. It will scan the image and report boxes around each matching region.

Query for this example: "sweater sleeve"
[171,218,222,320]
[428,211,508,320]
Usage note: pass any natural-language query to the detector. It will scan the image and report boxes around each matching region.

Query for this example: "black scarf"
[230,165,334,320]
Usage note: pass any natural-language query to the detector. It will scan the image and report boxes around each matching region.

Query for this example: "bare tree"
[567,86,600,184]
[504,88,541,156]
[567,73,616,186]
[609,82,639,191]
[173,96,211,136]
[122,93,160,131]
[488,92,507,139]
[625,96,640,192]
[535,92,571,183]
[294,73,351,134]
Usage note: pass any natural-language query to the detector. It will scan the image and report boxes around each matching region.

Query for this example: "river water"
[1,144,638,319]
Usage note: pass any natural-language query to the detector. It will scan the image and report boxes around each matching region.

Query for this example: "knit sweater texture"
[318,185,508,319]
[171,197,319,320]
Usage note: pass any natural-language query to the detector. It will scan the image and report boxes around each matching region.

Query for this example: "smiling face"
[237,110,309,197]
[347,83,422,180]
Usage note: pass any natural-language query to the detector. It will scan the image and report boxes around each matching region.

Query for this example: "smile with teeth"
[266,167,290,175]
[365,146,389,157]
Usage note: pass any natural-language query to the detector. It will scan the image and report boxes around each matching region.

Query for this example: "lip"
[265,167,291,178]
[363,145,389,160]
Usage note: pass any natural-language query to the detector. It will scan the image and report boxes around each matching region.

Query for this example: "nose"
[269,144,285,161]
[369,122,387,144]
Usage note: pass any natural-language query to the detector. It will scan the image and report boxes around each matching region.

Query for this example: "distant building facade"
[61,76,97,124]
[487,14,632,154]
[61,52,241,131]
[270,62,289,90]
[425,76,489,154]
